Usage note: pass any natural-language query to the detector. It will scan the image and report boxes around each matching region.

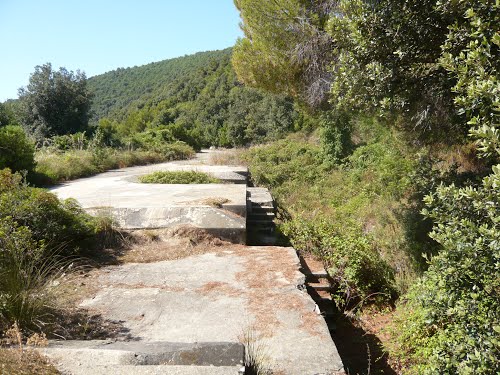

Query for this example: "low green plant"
[139,170,220,184]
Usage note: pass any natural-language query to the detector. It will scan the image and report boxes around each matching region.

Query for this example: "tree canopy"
[232,0,336,109]
[18,63,93,139]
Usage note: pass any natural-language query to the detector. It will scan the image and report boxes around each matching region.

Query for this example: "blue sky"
[0,0,243,101]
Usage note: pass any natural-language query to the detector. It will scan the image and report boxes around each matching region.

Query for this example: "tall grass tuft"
[0,218,71,331]
[240,329,273,375]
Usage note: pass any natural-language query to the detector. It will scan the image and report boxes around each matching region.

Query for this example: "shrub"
[282,217,395,307]
[0,168,97,255]
[0,169,98,330]
[0,125,35,173]
[394,167,500,374]
[139,170,220,184]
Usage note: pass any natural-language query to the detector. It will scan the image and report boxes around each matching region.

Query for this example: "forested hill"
[88,48,297,148]
[88,49,232,120]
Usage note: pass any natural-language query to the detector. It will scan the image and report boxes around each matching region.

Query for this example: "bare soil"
[332,308,400,375]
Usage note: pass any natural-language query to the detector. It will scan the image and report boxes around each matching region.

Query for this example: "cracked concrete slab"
[47,246,344,375]
[50,152,247,242]
[43,151,344,374]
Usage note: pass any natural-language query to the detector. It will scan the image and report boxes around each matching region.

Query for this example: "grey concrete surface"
[50,151,247,242]
[50,246,344,375]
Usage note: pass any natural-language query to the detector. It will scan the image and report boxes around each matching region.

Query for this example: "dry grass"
[177,197,231,208]
[117,226,230,263]
[240,329,274,375]
[433,141,486,174]
[200,197,230,208]
[209,148,247,166]
[0,348,59,375]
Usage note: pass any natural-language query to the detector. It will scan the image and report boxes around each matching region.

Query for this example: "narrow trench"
[245,180,396,375]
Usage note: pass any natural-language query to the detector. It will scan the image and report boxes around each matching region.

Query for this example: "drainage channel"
[245,186,338,335]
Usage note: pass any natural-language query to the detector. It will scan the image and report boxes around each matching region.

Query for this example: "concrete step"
[246,233,278,246]
[247,211,275,219]
[253,226,275,234]
[41,341,244,369]
[247,219,275,226]
[247,188,273,206]
[307,282,334,292]
[309,289,333,301]
[303,271,330,283]
[44,364,243,375]
[249,203,274,211]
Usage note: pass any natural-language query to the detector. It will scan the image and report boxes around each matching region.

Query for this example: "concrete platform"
[50,158,248,243]
[47,246,344,375]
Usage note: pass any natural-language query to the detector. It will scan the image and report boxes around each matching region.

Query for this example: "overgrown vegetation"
[236,0,499,373]
[0,168,106,333]
[244,118,416,306]
[0,0,496,372]
[35,139,194,184]
[139,170,220,184]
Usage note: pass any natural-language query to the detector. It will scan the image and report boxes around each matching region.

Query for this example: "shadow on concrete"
[48,308,135,341]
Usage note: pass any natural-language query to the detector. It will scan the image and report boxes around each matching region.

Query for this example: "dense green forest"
[88,48,298,148]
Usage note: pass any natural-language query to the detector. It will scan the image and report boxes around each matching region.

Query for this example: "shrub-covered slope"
[88,49,232,120]
[88,48,297,148]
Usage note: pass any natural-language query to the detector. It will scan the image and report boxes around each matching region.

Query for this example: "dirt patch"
[117,226,231,263]
[47,308,132,341]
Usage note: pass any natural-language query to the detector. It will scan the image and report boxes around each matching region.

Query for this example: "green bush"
[139,170,220,184]
[0,169,100,330]
[282,217,395,307]
[0,125,35,173]
[0,169,97,254]
[395,167,500,374]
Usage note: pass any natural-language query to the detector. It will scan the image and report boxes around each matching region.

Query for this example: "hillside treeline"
[89,48,298,149]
